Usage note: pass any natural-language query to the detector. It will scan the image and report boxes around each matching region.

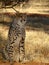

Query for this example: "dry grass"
[25,28,49,63]
[0,23,49,63]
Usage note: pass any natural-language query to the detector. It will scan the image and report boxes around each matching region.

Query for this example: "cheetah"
[2,13,27,63]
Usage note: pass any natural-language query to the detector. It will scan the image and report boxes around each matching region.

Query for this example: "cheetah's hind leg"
[1,46,10,62]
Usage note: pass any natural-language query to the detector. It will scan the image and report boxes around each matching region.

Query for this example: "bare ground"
[0,61,49,65]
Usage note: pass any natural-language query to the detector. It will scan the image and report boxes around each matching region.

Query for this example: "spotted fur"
[3,14,27,63]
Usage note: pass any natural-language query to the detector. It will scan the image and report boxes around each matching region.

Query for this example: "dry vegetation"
[0,14,49,65]
[0,0,49,65]
[25,28,49,63]
[0,23,49,64]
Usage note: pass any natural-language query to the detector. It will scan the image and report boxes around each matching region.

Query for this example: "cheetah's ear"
[23,13,27,19]
[22,13,27,23]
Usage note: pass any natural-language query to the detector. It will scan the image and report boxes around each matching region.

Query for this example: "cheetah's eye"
[23,19,25,21]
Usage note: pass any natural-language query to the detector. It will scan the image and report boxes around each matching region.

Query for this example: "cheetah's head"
[16,13,27,26]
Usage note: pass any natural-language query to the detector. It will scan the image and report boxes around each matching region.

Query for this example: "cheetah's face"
[18,14,27,26]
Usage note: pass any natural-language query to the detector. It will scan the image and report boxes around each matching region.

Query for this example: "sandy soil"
[0,61,49,65]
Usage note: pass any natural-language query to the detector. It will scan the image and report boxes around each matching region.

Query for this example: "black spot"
[11,41,15,44]
[22,37,24,41]
[9,46,13,48]
[23,19,25,21]
[20,19,22,22]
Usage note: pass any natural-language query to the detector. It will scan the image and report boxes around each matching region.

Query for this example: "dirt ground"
[0,61,49,65]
